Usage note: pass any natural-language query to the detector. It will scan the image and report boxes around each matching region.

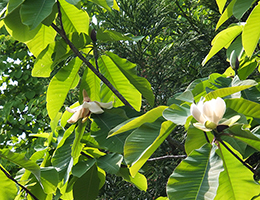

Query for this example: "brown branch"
[51,1,134,109]
[0,165,39,200]
[147,154,186,162]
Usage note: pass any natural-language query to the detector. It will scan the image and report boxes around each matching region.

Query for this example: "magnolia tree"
[1,0,260,199]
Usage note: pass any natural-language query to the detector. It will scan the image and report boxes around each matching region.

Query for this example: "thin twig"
[147,154,186,161]
[0,165,39,200]
[203,131,210,143]
[51,1,134,109]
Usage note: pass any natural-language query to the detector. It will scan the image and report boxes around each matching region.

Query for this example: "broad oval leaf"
[202,25,243,65]
[233,0,257,20]
[0,164,17,200]
[216,0,236,30]
[167,144,224,200]
[242,3,260,57]
[97,153,123,174]
[20,0,56,30]
[163,104,190,125]
[46,57,82,120]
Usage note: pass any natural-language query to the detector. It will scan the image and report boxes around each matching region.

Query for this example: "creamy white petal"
[190,103,206,124]
[213,97,226,123]
[221,115,240,126]
[202,100,216,123]
[67,108,84,123]
[96,101,113,109]
[83,101,104,114]
[66,105,83,113]
[193,122,212,132]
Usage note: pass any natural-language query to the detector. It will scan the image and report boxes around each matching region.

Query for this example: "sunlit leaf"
[202,25,243,65]
[117,168,147,191]
[167,144,223,200]
[59,0,89,35]
[163,104,190,125]
[109,106,167,137]
[40,167,59,194]
[216,0,236,30]
[216,0,228,14]
[106,52,154,106]
[46,57,82,120]
[0,164,17,200]
[215,142,260,199]
[99,55,142,111]
[242,3,260,57]
[126,120,176,177]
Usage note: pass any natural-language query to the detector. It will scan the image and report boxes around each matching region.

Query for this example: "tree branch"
[51,1,134,109]
[0,165,39,200]
[147,154,186,162]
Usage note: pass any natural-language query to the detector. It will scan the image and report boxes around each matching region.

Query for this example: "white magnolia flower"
[66,89,113,124]
[190,97,239,132]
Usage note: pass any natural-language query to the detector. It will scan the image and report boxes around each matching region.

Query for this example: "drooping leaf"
[106,52,154,106]
[215,142,260,200]
[0,149,40,181]
[108,106,167,137]
[7,0,24,14]
[26,24,57,57]
[225,98,260,118]
[117,167,147,191]
[91,109,130,153]
[4,6,41,42]
[0,164,17,200]
[73,164,100,200]
[72,121,88,164]
[65,0,81,5]
[125,120,176,177]
[202,25,243,65]
[242,3,260,57]
[72,159,96,178]
[46,57,82,120]
[204,84,256,101]
[97,153,123,174]
[167,144,224,200]
[88,0,114,11]
[233,0,257,20]
[216,0,236,30]
[59,0,89,35]
[163,104,190,125]
[99,55,142,111]
[40,167,59,194]
[20,0,56,30]
[79,59,101,103]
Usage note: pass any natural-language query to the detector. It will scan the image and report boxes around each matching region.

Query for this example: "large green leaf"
[0,164,17,200]
[215,142,260,199]
[109,106,167,137]
[73,164,100,200]
[125,120,176,177]
[7,0,24,14]
[225,98,260,118]
[40,167,59,194]
[97,153,123,174]
[106,52,154,106]
[99,55,142,111]
[26,24,56,57]
[59,0,89,35]
[117,168,147,191]
[91,109,130,153]
[216,0,236,30]
[46,57,82,120]
[233,0,256,19]
[167,144,223,200]
[88,0,119,11]
[0,149,40,181]
[4,6,41,42]
[242,3,260,57]
[163,104,190,125]
[72,159,96,178]
[185,125,214,155]
[202,25,243,65]
[224,124,260,152]
[72,121,88,164]
[79,59,101,103]
[204,85,256,101]
[20,0,56,30]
